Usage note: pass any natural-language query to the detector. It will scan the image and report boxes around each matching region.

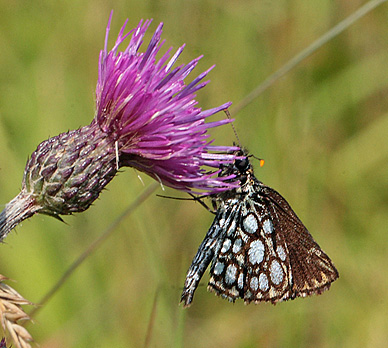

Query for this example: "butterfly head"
[219,149,255,188]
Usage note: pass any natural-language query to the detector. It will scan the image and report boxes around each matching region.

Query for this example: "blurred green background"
[0,0,388,347]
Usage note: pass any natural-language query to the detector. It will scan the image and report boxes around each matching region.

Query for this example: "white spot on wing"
[221,239,231,253]
[243,214,258,234]
[277,245,286,261]
[259,273,269,291]
[238,273,244,289]
[214,262,224,275]
[248,240,265,265]
[250,277,259,291]
[270,260,283,285]
[225,264,237,285]
[233,239,242,253]
[227,219,236,236]
[263,219,273,234]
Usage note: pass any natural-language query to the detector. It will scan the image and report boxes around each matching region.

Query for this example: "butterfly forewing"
[262,185,339,296]
[181,152,338,306]
[181,202,240,306]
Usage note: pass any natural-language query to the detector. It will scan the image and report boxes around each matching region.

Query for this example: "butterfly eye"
[235,157,249,172]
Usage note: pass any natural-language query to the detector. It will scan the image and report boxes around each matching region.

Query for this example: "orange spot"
[259,159,265,167]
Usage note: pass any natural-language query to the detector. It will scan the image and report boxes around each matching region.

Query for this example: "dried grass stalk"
[0,275,34,348]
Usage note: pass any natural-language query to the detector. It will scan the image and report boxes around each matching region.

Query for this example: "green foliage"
[0,1,387,347]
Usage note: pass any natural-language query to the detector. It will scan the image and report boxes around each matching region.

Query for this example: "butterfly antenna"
[251,154,265,167]
[225,109,264,167]
[224,109,243,149]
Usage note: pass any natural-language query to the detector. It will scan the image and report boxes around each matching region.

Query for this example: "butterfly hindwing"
[208,186,294,304]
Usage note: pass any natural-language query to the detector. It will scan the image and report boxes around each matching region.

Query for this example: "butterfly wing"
[207,181,338,304]
[207,192,294,304]
[261,185,339,298]
[180,203,240,307]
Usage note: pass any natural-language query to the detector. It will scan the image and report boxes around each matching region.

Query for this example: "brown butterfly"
[181,151,338,306]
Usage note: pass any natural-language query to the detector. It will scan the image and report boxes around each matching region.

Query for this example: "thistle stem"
[0,192,37,242]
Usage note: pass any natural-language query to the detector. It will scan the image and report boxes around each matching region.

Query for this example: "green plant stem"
[28,182,159,319]
[233,0,388,114]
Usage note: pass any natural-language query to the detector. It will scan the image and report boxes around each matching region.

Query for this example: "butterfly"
[181,150,338,306]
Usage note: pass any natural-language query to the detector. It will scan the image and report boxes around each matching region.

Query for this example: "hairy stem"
[0,192,38,242]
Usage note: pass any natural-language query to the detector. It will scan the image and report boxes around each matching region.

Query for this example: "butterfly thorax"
[213,154,261,209]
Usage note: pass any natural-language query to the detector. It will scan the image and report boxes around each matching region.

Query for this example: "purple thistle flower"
[0,13,239,241]
[96,14,238,191]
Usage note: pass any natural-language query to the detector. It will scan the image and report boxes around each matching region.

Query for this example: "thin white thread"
[154,173,165,191]
[115,141,119,170]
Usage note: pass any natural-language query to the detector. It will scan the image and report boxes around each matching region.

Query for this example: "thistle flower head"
[0,13,240,241]
[95,13,239,193]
